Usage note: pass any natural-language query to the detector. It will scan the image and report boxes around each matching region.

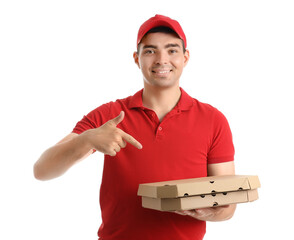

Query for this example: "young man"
[34,15,236,240]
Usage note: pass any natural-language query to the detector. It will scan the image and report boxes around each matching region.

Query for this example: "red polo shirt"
[72,88,234,240]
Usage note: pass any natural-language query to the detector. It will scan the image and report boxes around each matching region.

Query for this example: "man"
[34,14,236,240]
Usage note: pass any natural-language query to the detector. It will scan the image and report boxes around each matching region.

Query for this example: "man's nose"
[155,51,168,65]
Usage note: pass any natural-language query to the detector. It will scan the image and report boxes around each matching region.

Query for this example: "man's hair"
[137,26,186,54]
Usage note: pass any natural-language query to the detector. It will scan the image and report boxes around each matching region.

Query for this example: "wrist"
[76,130,95,154]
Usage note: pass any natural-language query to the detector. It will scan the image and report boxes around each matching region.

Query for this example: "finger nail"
[184,210,194,216]
[138,143,143,149]
[196,210,203,215]
[175,211,185,215]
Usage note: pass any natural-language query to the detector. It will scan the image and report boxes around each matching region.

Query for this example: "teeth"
[157,70,170,74]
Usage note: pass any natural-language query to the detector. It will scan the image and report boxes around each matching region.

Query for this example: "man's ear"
[183,49,190,67]
[133,51,140,69]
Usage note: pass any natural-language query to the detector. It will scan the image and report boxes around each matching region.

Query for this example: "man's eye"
[144,50,155,54]
[170,49,178,54]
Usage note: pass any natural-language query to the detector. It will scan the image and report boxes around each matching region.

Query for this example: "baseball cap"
[137,14,187,48]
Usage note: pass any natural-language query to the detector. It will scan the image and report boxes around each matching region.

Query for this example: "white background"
[1,0,293,239]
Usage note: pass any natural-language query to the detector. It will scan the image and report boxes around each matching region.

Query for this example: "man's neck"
[142,84,181,121]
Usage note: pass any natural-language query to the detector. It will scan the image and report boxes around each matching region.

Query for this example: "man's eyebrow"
[142,45,157,49]
[165,43,181,48]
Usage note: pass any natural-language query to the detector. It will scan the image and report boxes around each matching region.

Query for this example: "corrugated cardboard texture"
[142,189,259,211]
[138,175,260,198]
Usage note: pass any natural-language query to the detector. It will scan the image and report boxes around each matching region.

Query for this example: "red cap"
[137,14,187,48]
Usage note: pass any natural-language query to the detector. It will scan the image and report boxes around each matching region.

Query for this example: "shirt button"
[158,126,162,131]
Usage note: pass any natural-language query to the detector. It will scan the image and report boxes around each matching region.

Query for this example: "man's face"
[134,32,189,89]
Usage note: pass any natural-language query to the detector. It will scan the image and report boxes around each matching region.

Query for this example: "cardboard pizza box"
[141,189,259,211]
[138,175,260,198]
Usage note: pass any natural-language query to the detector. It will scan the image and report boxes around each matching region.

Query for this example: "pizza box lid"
[137,175,260,198]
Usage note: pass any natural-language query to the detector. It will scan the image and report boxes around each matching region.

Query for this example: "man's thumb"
[111,111,125,126]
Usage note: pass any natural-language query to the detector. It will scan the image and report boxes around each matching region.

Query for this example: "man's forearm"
[34,135,92,181]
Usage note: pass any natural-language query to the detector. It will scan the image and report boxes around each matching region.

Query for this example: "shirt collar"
[128,87,194,111]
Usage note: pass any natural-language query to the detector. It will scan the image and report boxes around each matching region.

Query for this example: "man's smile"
[151,68,173,77]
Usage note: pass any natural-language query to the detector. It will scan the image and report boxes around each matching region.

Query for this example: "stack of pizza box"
[137,175,260,211]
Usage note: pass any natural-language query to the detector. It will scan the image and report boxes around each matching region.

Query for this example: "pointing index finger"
[121,131,143,150]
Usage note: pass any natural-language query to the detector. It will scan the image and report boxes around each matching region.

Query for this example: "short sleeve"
[207,110,235,164]
[72,103,110,134]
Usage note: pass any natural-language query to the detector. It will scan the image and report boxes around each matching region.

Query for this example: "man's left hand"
[175,205,235,222]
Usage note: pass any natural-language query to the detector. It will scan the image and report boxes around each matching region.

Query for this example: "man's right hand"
[80,111,143,156]
[34,111,142,180]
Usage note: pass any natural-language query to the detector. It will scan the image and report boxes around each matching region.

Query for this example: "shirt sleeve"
[207,109,235,164]
[72,103,111,134]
